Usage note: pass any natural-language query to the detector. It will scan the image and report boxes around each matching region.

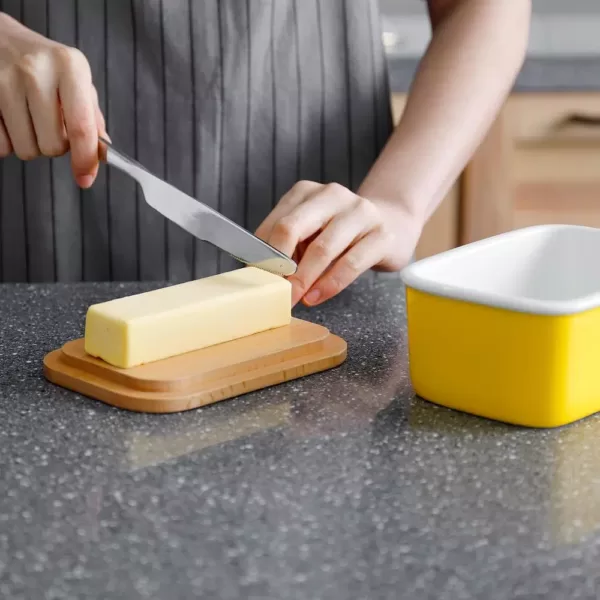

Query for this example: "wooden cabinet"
[462,92,600,244]
[391,91,600,257]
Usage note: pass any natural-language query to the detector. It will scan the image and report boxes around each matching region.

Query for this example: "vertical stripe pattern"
[22,0,55,281]
[295,0,324,185]
[272,1,300,204]
[0,0,392,282]
[133,0,167,281]
[218,0,250,273]
[48,0,81,281]
[246,0,274,233]
[106,0,137,281]
[77,0,110,281]
[162,0,194,281]
[189,0,221,279]
[368,0,394,153]
[319,0,351,188]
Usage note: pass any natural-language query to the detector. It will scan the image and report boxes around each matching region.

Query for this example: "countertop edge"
[387,56,600,93]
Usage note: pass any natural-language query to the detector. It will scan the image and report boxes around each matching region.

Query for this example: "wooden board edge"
[60,318,331,393]
[43,334,347,414]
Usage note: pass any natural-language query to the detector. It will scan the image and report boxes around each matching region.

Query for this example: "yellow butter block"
[84,267,291,368]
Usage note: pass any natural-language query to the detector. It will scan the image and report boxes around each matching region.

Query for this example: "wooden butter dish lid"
[44,318,347,413]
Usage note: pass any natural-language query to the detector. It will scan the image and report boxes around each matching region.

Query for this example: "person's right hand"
[0,12,106,188]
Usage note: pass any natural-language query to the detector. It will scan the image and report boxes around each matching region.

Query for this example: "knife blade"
[98,137,297,277]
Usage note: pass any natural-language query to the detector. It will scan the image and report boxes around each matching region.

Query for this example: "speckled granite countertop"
[2,280,600,599]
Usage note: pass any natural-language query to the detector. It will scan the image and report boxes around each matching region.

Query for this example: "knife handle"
[98,135,110,162]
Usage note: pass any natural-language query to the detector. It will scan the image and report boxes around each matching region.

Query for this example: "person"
[0,0,531,307]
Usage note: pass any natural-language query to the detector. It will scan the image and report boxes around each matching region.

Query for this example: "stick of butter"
[84,267,292,368]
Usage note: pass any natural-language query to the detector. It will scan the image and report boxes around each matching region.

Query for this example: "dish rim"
[400,224,600,316]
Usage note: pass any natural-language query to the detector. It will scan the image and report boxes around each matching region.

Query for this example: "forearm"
[358,0,531,223]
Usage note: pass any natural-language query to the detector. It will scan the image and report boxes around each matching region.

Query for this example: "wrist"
[357,166,430,231]
[360,189,427,232]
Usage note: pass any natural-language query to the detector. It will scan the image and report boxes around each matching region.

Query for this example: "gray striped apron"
[0,0,393,283]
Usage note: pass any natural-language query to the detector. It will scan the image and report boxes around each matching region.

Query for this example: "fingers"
[257,180,407,305]
[0,43,101,188]
[92,84,107,137]
[20,51,68,157]
[0,65,39,159]
[0,117,12,158]
[56,47,99,188]
[303,229,391,306]
[258,181,392,305]
[255,180,322,242]
[92,85,109,167]
[289,199,379,305]
[263,183,357,258]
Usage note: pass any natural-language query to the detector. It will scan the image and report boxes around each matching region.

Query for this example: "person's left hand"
[256,180,423,307]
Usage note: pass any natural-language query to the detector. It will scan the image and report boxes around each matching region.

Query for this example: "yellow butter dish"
[401,224,600,428]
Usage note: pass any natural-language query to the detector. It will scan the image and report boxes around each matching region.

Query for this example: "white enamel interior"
[400,225,600,315]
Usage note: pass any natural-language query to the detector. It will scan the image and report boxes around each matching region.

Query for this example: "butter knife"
[98,137,297,277]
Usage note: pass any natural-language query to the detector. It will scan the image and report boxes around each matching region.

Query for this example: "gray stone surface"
[1,280,600,599]
[388,57,600,93]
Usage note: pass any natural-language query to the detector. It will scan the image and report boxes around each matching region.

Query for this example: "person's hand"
[256,180,423,306]
[0,12,105,187]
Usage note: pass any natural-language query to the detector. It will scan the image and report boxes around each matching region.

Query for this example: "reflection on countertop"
[2,278,600,598]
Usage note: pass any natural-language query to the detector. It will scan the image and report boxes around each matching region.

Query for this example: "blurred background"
[379,0,600,259]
